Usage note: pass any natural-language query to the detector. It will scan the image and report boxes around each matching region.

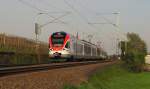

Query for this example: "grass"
[64,63,150,89]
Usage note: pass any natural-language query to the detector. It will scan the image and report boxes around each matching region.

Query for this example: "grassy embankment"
[64,63,150,89]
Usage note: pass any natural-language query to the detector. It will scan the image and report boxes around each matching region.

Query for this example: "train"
[48,31,107,61]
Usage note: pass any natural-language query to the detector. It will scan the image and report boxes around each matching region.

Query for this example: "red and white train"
[49,31,107,60]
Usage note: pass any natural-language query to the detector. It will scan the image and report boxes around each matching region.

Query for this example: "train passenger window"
[65,41,70,48]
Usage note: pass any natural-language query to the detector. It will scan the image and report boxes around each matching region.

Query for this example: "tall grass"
[64,63,150,89]
[0,54,50,65]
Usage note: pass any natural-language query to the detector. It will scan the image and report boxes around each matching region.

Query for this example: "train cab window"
[65,41,70,48]
[51,32,66,47]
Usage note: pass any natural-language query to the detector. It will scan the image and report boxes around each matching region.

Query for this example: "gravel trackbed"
[0,61,116,89]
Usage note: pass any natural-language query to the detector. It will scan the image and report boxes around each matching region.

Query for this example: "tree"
[120,33,147,72]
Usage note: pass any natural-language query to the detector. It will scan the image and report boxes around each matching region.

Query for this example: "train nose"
[53,52,61,58]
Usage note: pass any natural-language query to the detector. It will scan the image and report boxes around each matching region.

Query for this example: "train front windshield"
[51,32,66,47]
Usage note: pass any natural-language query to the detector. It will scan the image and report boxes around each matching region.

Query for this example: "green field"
[64,63,150,89]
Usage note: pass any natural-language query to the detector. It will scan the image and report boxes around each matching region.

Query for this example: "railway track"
[0,60,111,76]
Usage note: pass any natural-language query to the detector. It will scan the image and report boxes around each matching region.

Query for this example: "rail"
[0,60,111,76]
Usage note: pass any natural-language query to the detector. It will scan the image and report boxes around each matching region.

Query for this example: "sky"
[0,0,150,54]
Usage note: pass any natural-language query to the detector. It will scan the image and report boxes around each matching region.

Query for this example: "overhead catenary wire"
[18,0,44,12]
[18,0,67,24]
[95,13,127,40]
[63,0,109,39]
[63,0,118,41]
[76,0,126,40]
[63,0,94,31]
[75,0,121,38]
[39,12,71,28]
[64,0,118,39]
[18,0,79,37]
[36,0,69,13]
[34,1,78,34]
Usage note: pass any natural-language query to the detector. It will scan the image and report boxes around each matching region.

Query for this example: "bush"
[120,33,147,72]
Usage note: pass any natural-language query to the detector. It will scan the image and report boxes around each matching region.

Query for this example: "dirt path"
[0,61,116,89]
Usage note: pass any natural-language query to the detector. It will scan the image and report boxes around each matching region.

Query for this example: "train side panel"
[69,36,105,60]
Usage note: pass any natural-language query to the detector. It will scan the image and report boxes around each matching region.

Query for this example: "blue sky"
[0,0,150,54]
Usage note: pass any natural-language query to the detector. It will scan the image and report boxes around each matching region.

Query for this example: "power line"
[63,0,90,26]
[64,0,119,42]
[63,0,113,40]
[37,0,68,13]
[18,0,67,24]
[39,12,70,27]
[95,13,126,40]
[76,0,119,37]
[76,0,126,40]
[18,0,43,12]
[18,0,79,31]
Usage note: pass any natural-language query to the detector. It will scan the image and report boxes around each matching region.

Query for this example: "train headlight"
[49,48,53,51]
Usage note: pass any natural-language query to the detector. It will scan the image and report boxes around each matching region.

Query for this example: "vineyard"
[0,33,50,65]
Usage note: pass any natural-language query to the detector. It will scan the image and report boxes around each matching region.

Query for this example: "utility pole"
[114,12,120,58]
[114,12,127,57]
[35,23,41,63]
[76,32,78,57]
[116,38,119,57]
[87,34,93,43]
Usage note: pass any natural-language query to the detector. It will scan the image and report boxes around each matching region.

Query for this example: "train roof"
[52,31,67,35]
[81,40,97,46]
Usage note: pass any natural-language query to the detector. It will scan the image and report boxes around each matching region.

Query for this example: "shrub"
[120,33,147,72]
